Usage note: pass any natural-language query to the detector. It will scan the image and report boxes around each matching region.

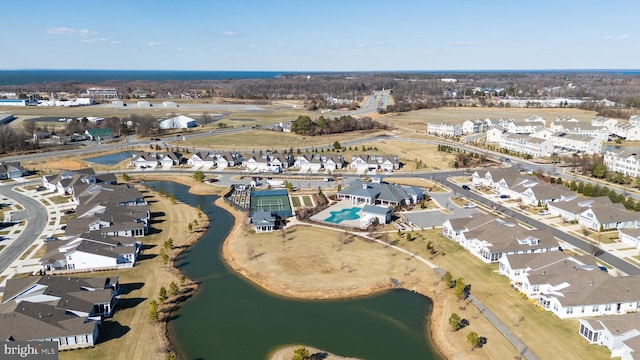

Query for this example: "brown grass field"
[222,213,611,360]
[379,107,600,133]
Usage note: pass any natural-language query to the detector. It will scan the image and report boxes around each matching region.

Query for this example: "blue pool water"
[85,151,134,165]
[325,207,361,223]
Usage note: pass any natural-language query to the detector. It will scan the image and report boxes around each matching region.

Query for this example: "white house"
[485,125,506,143]
[579,314,640,358]
[158,115,197,130]
[619,228,640,250]
[578,205,638,231]
[499,133,554,158]
[462,119,489,134]
[360,205,392,227]
[550,133,603,155]
[604,150,640,177]
[613,123,640,141]
[188,152,216,168]
[427,123,462,137]
[129,152,158,169]
[592,116,618,132]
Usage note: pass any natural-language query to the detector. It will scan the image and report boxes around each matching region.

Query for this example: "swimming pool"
[324,207,361,223]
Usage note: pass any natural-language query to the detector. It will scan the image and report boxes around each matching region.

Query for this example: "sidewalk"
[0,183,76,293]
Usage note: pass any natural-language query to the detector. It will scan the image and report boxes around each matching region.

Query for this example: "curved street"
[0,182,48,275]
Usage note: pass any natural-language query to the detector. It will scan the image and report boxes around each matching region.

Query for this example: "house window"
[593,305,599,312]
[59,337,67,345]
[604,304,612,311]
[566,307,573,314]
[581,306,585,313]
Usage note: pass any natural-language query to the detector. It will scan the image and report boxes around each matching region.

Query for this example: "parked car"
[44,236,59,242]
[35,186,46,191]
[538,210,551,215]
[462,185,470,190]
[463,203,477,209]
[499,194,510,199]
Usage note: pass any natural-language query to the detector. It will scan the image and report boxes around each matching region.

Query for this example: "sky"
[2,0,639,71]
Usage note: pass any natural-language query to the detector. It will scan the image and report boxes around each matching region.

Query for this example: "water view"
[85,151,134,165]
[149,181,441,360]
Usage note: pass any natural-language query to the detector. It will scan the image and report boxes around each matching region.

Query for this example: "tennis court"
[250,189,293,218]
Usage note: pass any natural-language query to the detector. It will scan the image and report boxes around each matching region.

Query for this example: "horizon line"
[2,68,640,73]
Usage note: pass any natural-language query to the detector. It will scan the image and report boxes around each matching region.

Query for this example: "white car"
[538,210,551,215]
[463,203,477,209]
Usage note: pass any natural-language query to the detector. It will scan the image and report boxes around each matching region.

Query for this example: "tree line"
[290,115,387,136]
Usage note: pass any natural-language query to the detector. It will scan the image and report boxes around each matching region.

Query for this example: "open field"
[181,129,388,150]
[380,107,600,133]
[59,183,206,360]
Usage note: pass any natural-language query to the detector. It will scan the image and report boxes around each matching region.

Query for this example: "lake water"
[85,151,134,165]
[148,181,442,360]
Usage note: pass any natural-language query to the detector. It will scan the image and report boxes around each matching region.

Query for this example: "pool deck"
[310,200,363,228]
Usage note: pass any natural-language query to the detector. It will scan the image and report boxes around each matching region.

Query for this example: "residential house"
[547,196,618,223]
[506,121,538,134]
[561,123,609,139]
[0,161,28,179]
[129,152,158,169]
[550,133,603,155]
[592,116,618,132]
[498,251,594,293]
[578,204,638,231]
[215,152,242,169]
[499,133,554,158]
[2,275,119,319]
[323,155,345,172]
[187,151,216,168]
[485,125,506,143]
[0,275,121,349]
[158,152,182,167]
[42,168,98,195]
[613,122,640,141]
[40,234,141,273]
[462,119,489,134]
[524,115,547,126]
[579,314,640,358]
[442,213,496,242]
[604,150,640,177]
[619,228,640,250]
[458,221,559,263]
[0,301,99,350]
[427,123,462,137]
[519,184,576,207]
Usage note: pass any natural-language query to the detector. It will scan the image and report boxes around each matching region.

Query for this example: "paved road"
[0,183,48,274]
[433,173,640,276]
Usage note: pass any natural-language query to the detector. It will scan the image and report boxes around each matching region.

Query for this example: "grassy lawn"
[340,139,457,171]
[0,245,6,252]
[0,231,9,236]
[291,196,301,208]
[49,195,71,205]
[382,177,439,190]
[18,245,37,260]
[302,195,313,207]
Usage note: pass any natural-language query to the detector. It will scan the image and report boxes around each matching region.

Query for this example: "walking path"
[286,216,539,360]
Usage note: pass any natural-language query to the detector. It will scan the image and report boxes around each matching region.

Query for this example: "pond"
[147,181,442,360]
[84,151,135,165]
